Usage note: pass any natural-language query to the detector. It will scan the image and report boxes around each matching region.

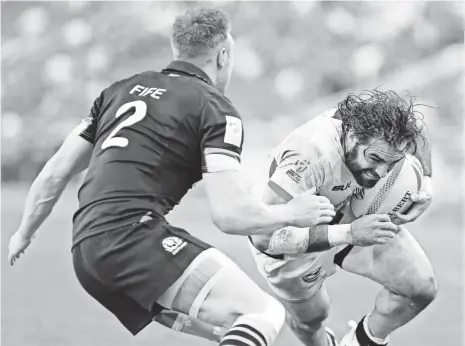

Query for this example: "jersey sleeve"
[268,148,334,202]
[200,96,244,173]
[73,93,103,144]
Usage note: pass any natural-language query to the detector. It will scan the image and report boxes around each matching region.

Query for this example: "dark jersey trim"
[267,180,293,202]
[79,131,95,144]
[248,236,285,260]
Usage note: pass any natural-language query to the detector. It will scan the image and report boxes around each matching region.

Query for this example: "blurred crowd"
[1,1,463,183]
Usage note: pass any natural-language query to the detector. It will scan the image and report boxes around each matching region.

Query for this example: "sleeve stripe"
[73,116,96,144]
[267,180,293,202]
[204,154,241,173]
[204,148,241,162]
[269,158,278,178]
[79,132,95,144]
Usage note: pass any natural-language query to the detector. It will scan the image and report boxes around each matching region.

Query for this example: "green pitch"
[2,183,462,345]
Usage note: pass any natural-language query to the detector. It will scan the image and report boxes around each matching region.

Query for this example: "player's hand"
[349,214,398,246]
[287,188,336,228]
[8,232,32,266]
[391,176,432,225]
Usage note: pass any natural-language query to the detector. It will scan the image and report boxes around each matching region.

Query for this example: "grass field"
[2,181,463,346]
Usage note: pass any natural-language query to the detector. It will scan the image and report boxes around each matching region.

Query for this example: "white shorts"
[250,241,347,303]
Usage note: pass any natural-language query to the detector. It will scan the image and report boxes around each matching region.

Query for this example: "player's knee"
[231,295,285,345]
[258,295,286,334]
[286,300,329,334]
[411,272,438,308]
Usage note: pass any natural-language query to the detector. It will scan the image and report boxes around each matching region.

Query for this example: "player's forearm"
[414,118,432,177]
[17,169,70,239]
[213,199,291,236]
[413,143,432,177]
[256,224,352,255]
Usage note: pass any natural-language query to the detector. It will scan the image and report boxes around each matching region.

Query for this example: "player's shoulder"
[105,71,155,91]
[277,108,343,163]
[204,90,241,121]
[99,70,240,122]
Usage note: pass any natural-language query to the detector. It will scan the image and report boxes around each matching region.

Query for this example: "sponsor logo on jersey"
[302,266,322,283]
[286,169,301,183]
[332,181,351,191]
[162,236,187,255]
[224,116,243,147]
[333,195,352,210]
[294,159,310,173]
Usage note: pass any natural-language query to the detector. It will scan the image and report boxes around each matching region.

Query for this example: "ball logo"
[388,191,413,217]
[162,236,187,255]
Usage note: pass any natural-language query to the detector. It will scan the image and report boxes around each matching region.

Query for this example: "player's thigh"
[157,246,282,328]
[251,241,340,303]
[197,250,283,327]
[73,243,155,335]
[340,226,437,298]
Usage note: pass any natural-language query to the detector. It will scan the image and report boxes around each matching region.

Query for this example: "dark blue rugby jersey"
[72,61,244,247]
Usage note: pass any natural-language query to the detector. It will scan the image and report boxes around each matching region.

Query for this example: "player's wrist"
[17,227,34,240]
[327,224,352,246]
[273,203,298,228]
[265,204,291,230]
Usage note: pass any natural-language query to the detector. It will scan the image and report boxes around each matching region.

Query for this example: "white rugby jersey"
[267,109,363,213]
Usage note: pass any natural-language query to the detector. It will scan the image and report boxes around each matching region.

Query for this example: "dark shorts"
[72,217,211,335]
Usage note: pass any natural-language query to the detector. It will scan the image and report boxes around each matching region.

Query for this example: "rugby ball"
[350,154,423,218]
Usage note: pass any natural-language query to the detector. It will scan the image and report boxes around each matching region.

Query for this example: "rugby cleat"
[340,320,359,346]
[340,319,389,346]
[326,326,340,346]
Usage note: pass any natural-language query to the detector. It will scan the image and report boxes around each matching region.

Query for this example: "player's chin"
[361,178,379,189]
[354,174,379,189]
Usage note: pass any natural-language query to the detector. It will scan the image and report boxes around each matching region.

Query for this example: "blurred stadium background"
[1,1,463,346]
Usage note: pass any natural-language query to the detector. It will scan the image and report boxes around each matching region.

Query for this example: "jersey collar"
[162,60,214,87]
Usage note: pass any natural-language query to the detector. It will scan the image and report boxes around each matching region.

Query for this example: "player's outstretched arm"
[252,186,399,256]
[202,170,335,236]
[8,132,93,266]
[392,116,432,225]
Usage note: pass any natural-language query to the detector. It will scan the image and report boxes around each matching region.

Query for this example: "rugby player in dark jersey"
[8,8,336,346]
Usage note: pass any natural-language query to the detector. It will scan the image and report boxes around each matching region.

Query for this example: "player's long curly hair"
[337,90,427,155]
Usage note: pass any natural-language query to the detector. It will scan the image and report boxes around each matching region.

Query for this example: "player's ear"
[345,128,356,144]
[216,47,227,70]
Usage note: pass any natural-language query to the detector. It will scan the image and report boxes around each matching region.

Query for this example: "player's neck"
[177,57,217,86]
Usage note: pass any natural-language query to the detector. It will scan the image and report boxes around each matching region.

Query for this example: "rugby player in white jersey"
[249,90,435,346]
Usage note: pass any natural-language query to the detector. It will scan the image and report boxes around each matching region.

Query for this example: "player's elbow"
[211,211,236,234]
[210,207,245,235]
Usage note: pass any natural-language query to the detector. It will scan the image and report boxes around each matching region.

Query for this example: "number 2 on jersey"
[101,100,147,150]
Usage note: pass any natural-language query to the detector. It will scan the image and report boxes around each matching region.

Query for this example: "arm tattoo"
[266,224,340,255]
[267,227,310,255]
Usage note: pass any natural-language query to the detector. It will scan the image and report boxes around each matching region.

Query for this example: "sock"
[326,327,338,346]
[219,314,279,346]
[355,315,389,346]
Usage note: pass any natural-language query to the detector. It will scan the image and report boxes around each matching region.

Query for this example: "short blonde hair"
[171,7,230,58]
